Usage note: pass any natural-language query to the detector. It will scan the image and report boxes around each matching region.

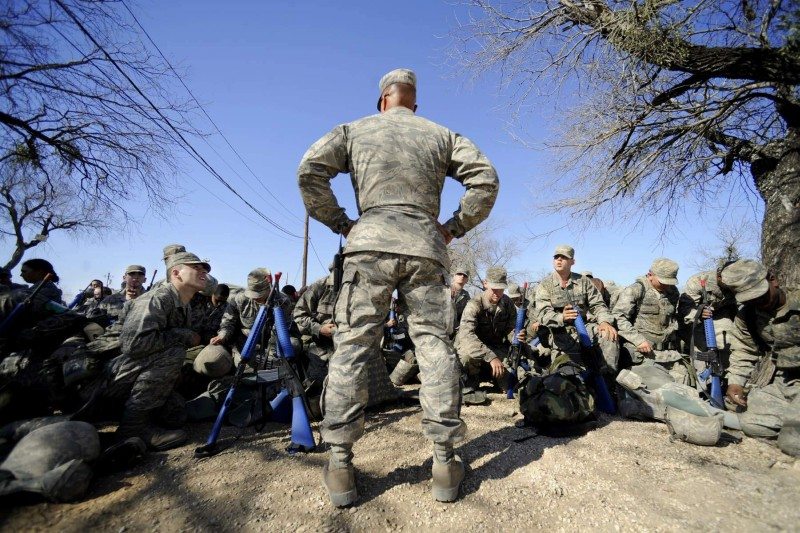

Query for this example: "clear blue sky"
[1,0,763,299]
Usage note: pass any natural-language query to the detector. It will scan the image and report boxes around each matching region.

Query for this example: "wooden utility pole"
[301,213,309,287]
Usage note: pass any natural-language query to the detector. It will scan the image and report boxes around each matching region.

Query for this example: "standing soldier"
[533,246,618,370]
[298,68,498,506]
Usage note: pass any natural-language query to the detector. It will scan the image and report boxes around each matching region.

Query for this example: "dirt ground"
[2,387,799,532]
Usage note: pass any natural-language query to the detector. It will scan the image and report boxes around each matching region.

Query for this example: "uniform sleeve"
[293,281,324,337]
[726,311,763,386]
[121,296,193,358]
[584,278,614,325]
[613,283,647,347]
[455,299,495,362]
[297,125,355,234]
[217,297,241,340]
[442,133,499,239]
[533,282,563,328]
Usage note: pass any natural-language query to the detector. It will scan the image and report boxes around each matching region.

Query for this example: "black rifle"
[332,236,344,293]
[146,269,158,291]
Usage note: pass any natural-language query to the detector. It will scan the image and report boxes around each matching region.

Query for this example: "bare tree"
[453,0,800,288]
[447,219,532,291]
[0,0,198,266]
[689,217,761,273]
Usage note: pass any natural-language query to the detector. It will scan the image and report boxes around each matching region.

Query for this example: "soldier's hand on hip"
[726,384,748,407]
[636,340,653,354]
[489,357,505,379]
[562,304,578,323]
[436,221,454,245]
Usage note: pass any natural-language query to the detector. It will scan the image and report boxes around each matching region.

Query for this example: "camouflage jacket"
[678,270,738,324]
[532,272,614,329]
[456,292,516,362]
[613,277,680,348]
[726,296,800,386]
[119,282,195,359]
[293,275,336,342]
[97,289,143,323]
[218,290,291,346]
[297,106,499,268]
[451,287,471,337]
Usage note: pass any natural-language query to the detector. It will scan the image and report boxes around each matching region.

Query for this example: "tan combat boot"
[432,455,465,502]
[323,463,358,507]
[117,410,187,451]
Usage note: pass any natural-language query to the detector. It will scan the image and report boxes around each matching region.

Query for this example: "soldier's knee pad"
[193,345,233,378]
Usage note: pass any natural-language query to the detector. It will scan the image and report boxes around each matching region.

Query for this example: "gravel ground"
[2,387,798,532]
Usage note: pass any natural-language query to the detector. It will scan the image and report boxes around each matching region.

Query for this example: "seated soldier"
[95,266,148,324]
[532,246,618,371]
[103,251,208,450]
[721,260,800,457]
[613,258,686,382]
[200,268,293,378]
[455,266,525,404]
[450,265,471,339]
[678,261,738,374]
[293,273,336,386]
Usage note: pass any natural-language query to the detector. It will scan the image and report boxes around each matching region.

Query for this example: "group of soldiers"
[0,67,797,509]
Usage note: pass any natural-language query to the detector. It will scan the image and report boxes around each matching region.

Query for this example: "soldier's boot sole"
[323,463,358,507]
[432,455,465,502]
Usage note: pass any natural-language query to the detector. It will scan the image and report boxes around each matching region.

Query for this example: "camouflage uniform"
[455,292,516,375]
[96,289,142,324]
[613,275,686,382]
[104,282,195,418]
[293,274,337,382]
[298,102,498,449]
[451,287,471,339]
[533,272,619,369]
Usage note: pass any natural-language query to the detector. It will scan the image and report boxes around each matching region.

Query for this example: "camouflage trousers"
[104,346,186,415]
[321,251,465,446]
[739,370,800,456]
[624,343,692,385]
[550,324,620,370]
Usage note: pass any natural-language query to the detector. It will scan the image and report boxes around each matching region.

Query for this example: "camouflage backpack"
[519,354,595,426]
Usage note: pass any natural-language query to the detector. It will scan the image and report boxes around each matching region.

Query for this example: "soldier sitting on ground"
[722,260,800,457]
[532,246,618,372]
[455,266,526,405]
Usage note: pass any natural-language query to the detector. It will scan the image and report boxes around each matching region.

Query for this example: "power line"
[52,0,303,240]
[120,0,305,225]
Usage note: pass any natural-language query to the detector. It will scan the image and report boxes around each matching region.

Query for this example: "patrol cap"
[201,274,218,297]
[377,68,416,111]
[720,259,769,303]
[506,282,522,299]
[451,264,471,277]
[245,268,272,299]
[166,252,210,273]
[485,266,508,290]
[581,271,593,278]
[125,265,146,275]
[649,258,679,286]
[162,244,186,261]
[554,245,574,259]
